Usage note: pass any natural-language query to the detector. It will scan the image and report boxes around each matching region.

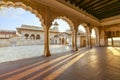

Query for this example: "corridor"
[0,47,120,80]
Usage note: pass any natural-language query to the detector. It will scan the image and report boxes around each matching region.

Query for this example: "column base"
[71,48,78,52]
[44,50,51,57]
[88,45,92,48]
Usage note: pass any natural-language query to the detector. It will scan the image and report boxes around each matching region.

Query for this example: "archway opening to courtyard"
[0,4,45,63]
[91,27,100,47]
[113,37,120,46]
[49,18,72,54]
[100,30,105,46]
[108,37,120,47]
[77,24,87,48]
[107,30,120,47]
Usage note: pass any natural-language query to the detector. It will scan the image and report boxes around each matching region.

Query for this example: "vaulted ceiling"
[59,0,120,20]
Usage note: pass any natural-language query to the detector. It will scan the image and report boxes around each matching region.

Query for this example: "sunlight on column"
[109,47,120,56]
[43,51,88,80]
[3,54,72,80]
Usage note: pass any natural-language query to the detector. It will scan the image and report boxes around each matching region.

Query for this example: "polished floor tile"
[0,47,120,80]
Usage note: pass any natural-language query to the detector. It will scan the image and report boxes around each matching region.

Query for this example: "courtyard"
[0,47,120,80]
[0,45,72,63]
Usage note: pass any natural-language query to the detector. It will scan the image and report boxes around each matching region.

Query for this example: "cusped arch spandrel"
[0,1,45,29]
[51,16,75,31]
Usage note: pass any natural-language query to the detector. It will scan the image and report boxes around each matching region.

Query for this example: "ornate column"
[97,32,100,47]
[72,31,74,51]
[111,37,113,46]
[74,29,78,51]
[72,29,78,51]
[44,27,51,57]
[86,33,89,48]
[88,31,92,48]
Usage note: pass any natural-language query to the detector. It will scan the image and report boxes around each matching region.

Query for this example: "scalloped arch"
[92,27,100,46]
[78,23,90,34]
[52,16,74,30]
[0,1,45,28]
[92,27,99,36]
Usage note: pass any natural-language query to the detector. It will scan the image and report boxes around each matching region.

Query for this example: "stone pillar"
[105,37,108,46]
[74,29,78,51]
[88,33,92,48]
[72,32,74,51]
[44,27,51,57]
[20,31,24,40]
[111,37,113,46]
[97,34,100,47]
[72,29,78,51]
[28,33,31,40]
[86,34,89,48]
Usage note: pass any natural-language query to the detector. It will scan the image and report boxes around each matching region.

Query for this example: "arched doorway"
[30,34,35,40]
[25,34,29,39]
[77,24,87,48]
[0,1,45,63]
[36,34,40,39]
[100,30,105,46]
[49,17,74,54]
[91,27,99,47]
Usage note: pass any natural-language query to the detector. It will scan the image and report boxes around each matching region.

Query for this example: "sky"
[0,6,88,33]
[0,7,70,32]
[0,7,41,30]
[50,19,70,32]
[78,25,86,33]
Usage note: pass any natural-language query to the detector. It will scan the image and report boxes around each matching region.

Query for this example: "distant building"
[0,30,16,39]
[0,24,88,47]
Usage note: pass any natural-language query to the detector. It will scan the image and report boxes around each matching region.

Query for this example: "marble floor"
[0,45,71,63]
[0,47,120,80]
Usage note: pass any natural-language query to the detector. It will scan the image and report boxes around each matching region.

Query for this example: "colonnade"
[0,1,100,57]
[44,25,100,56]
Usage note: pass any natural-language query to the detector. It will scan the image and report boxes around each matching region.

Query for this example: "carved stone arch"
[0,1,45,29]
[51,16,75,31]
[92,27,100,47]
[30,34,35,39]
[24,34,29,39]
[78,23,90,34]
[93,27,99,37]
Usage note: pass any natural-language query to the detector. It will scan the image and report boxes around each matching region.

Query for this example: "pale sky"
[78,25,86,33]
[0,7,41,30]
[0,7,88,33]
[0,7,71,32]
[50,19,70,32]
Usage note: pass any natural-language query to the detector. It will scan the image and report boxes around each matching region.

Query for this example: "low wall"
[0,39,44,47]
